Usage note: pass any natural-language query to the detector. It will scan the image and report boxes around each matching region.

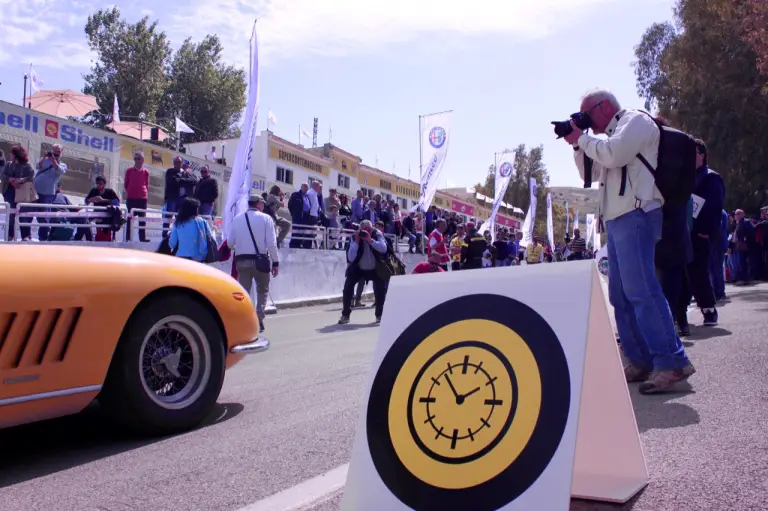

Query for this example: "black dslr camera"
[551,111,593,138]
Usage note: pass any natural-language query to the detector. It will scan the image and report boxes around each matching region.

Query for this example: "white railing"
[0,202,10,242]
[2,203,415,254]
[13,203,128,242]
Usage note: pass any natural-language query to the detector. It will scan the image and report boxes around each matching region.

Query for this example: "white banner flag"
[520,177,537,247]
[479,151,515,242]
[573,210,579,235]
[175,117,194,134]
[417,111,452,212]
[30,66,44,92]
[593,216,602,252]
[546,193,555,254]
[586,213,595,250]
[112,95,121,124]
[223,21,259,241]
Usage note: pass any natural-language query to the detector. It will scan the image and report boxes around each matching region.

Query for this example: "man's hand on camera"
[564,121,582,145]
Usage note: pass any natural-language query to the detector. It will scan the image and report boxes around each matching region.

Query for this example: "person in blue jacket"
[684,140,725,326]
[169,197,213,262]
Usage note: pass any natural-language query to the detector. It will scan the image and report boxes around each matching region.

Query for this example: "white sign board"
[342,262,647,510]
[691,194,705,219]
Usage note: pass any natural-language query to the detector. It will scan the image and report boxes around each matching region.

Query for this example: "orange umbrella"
[106,121,170,142]
[30,90,100,118]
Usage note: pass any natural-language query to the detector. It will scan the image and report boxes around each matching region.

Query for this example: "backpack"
[629,112,697,207]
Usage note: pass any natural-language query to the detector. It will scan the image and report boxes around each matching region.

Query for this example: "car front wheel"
[100,294,226,435]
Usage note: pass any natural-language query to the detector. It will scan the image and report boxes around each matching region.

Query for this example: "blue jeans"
[709,245,726,299]
[34,194,55,241]
[407,232,422,251]
[733,251,749,282]
[606,208,690,371]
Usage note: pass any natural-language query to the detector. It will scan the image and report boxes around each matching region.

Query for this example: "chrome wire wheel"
[139,315,212,410]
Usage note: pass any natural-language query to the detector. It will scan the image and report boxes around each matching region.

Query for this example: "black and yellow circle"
[367,294,570,511]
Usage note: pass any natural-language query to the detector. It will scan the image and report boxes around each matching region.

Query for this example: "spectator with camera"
[338,220,388,325]
[561,89,694,394]
[34,144,68,241]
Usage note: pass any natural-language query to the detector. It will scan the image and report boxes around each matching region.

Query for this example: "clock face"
[408,341,517,464]
[366,294,571,511]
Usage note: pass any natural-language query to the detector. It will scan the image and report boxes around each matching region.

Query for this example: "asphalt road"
[1,281,767,511]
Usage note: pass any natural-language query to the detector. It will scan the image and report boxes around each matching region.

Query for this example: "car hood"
[1,244,236,293]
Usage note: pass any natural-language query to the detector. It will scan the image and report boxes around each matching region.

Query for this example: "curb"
[272,292,375,311]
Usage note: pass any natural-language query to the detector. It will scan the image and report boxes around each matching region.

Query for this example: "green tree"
[159,35,247,142]
[634,0,768,210]
[474,144,552,234]
[740,0,768,91]
[83,7,171,127]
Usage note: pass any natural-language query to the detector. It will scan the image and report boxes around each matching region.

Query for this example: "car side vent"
[0,308,83,370]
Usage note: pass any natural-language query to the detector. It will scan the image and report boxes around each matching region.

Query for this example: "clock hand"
[461,387,481,399]
[444,374,460,399]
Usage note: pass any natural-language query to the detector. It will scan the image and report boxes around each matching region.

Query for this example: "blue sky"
[0,0,675,190]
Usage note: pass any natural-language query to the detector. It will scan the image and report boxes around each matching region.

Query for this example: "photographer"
[561,89,694,394]
[338,220,388,325]
[34,144,68,241]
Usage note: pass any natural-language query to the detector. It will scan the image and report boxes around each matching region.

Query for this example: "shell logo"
[45,120,59,138]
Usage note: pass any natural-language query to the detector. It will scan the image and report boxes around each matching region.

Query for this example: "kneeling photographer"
[552,89,694,394]
[338,220,389,325]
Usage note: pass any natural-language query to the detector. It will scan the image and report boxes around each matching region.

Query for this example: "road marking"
[237,464,348,511]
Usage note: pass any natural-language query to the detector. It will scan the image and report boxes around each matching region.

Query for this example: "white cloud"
[170,0,615,68]
[0,0,96,69]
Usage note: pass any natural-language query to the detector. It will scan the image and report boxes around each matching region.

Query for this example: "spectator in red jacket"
[124,150,150,242]
[412,251,446,274]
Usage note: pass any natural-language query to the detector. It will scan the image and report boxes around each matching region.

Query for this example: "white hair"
[133,150,145,159]
[359,219,373,230]
[582,89,621,110]
[52,144,63,152]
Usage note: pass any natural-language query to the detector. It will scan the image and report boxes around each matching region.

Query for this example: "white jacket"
[573,109,664,224]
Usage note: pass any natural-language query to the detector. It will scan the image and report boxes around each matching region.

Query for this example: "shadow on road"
[570,486,647,510]
[731,287,768,303]
[629,385,699,433]
[687,326,732,341]
[0,401,244,488]
[316,323,378,334]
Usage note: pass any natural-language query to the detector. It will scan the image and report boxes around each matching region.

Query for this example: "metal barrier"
[285,225,328,249]
[0,202,9,242]
[13,202,128,242]
[2,202,414,255]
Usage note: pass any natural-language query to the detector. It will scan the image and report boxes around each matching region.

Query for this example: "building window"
[384,193,393,202]
[435,197,444,206]
[276,166,293,185]
[337,174,350,189]
[380,179,392,191]
[399,198,408,209]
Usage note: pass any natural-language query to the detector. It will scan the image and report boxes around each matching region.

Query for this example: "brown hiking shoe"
[624,364,651,383]
[638,364,696,395]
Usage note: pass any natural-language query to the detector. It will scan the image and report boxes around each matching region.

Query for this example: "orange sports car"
[0,245,268,435]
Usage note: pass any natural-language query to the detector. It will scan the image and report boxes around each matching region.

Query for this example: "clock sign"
[408,340,517,465]
[366,294,571,511]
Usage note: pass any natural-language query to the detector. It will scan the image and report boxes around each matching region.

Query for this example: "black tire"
[100,293,226,436]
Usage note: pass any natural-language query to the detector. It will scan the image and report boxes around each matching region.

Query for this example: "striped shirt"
[570,235,587,252]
